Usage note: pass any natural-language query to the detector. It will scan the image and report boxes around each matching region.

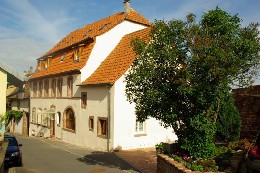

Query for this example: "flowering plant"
[170,151,218,172]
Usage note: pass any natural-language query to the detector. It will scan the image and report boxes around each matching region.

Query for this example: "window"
[135,120,146,134]
[64,108,75,131]
[97,117,108,138]
[81,92,87,109]
[31,107,37,123]
[67,76,73,97]
[60,53,66,62]
[39,81,43,97]
[33,82,37,97]
[56,112,61,126]
[73,49,80,62]
[37,108,42,124]
[89,116,94,131]
[42,109,49,126]
[51,79,56,97]
[44,80,49,97]
[57,78,63,97]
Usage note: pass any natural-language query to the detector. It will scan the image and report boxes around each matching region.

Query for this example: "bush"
[5,110,23,125]
[216,94,241,142]
[181,115,216,159]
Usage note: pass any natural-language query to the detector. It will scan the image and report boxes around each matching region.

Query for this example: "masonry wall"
[233,85,260,139]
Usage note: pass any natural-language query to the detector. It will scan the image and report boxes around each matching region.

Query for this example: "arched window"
[64,108,75,131]
[32,107,36,123]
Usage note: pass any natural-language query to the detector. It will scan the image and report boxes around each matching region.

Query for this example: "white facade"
[29,12,177,151]
[0,70,7,116]
[80,21,146,82]
[112,74,177,150]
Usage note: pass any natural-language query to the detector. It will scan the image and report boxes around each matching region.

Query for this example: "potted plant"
[155,142,164,153]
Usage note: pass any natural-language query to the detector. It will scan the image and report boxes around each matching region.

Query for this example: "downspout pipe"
[107,85,112,151]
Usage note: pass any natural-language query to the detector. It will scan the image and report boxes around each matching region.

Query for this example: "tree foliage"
[125,7,260,158]
[216,94,241,142]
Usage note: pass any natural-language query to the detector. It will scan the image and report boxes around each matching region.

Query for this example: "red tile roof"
[30,9,151,80]
[44,10,151,57]
[30,41,95,79]
[80,27,151,85]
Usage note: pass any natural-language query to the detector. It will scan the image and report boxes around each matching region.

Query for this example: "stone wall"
[232,85,260,139]
[157,154,225,173]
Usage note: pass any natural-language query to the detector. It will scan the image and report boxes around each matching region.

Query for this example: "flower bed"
[157,154,225,173]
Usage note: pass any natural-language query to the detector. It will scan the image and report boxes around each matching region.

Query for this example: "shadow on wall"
[77,151,140,172]
[33,126,48,137]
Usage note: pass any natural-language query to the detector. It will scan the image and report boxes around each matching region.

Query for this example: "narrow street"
[7,134,140,173]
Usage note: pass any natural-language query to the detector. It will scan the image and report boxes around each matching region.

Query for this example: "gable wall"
[80,20,146,82]
[113,74,178,150]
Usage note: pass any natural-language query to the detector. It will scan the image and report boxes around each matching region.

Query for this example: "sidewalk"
[115,148,157,173]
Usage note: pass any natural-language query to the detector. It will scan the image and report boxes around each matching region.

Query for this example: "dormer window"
[83,29,92,37]
[99,23,110,31]
[61,53,66,62]
[73,49,80,62]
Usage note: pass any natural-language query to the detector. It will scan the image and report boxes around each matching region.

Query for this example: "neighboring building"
[8,82,31,136]
[0,60,27,139]
[0,69,7,116]
[29,1,177,151]
[232,85,260,139]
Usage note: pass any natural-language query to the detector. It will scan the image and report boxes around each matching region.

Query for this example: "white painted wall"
[80,21,146,82]
[0,70,7,116]
[113,74,178,150]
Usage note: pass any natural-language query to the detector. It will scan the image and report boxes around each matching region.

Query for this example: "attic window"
[99,23,110,31]
[73,49,80,62]
[83,29,92,37]
[61,53,66,62]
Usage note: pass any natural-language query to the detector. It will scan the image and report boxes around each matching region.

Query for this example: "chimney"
[124,0,131,13]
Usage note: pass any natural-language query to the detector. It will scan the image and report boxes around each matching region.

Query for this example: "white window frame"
[135,120,146,134]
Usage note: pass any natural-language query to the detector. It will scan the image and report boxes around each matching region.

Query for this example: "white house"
[29,1,177,151]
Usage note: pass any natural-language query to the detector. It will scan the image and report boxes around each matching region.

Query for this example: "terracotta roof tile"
[43,10,151,57]
[81,27,151,85]
[30,9,151,80]
[30,41,95,79]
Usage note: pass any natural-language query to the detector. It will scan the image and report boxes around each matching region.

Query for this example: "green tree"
[216,93,241,142]
[125,7,260,158]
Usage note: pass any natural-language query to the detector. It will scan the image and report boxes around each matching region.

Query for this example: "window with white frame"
[51,79,56,97]
[42,109,49,126]
[67,76,73,97]
[57,112,61,126]
[57,78,63,97]
[39,81,43,97]
[44,80,49,97]
[135,120,146,134]
[31,107,37,123]
[37,109,42,124]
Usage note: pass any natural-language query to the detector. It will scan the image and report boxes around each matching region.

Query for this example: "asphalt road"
[7,134,139,173]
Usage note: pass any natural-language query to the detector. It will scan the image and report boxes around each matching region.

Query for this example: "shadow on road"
[77,151,140,172]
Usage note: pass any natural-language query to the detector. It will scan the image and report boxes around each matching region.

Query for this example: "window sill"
[97,134,107,139]
[134,133,147,137]
[63,128,76,133]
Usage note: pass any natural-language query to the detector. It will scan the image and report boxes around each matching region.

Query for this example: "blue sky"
[0,0,259,73]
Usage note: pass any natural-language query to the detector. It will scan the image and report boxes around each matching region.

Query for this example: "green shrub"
[179,115,217,159]
[216,94,241,142]
[5,110,23,125]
